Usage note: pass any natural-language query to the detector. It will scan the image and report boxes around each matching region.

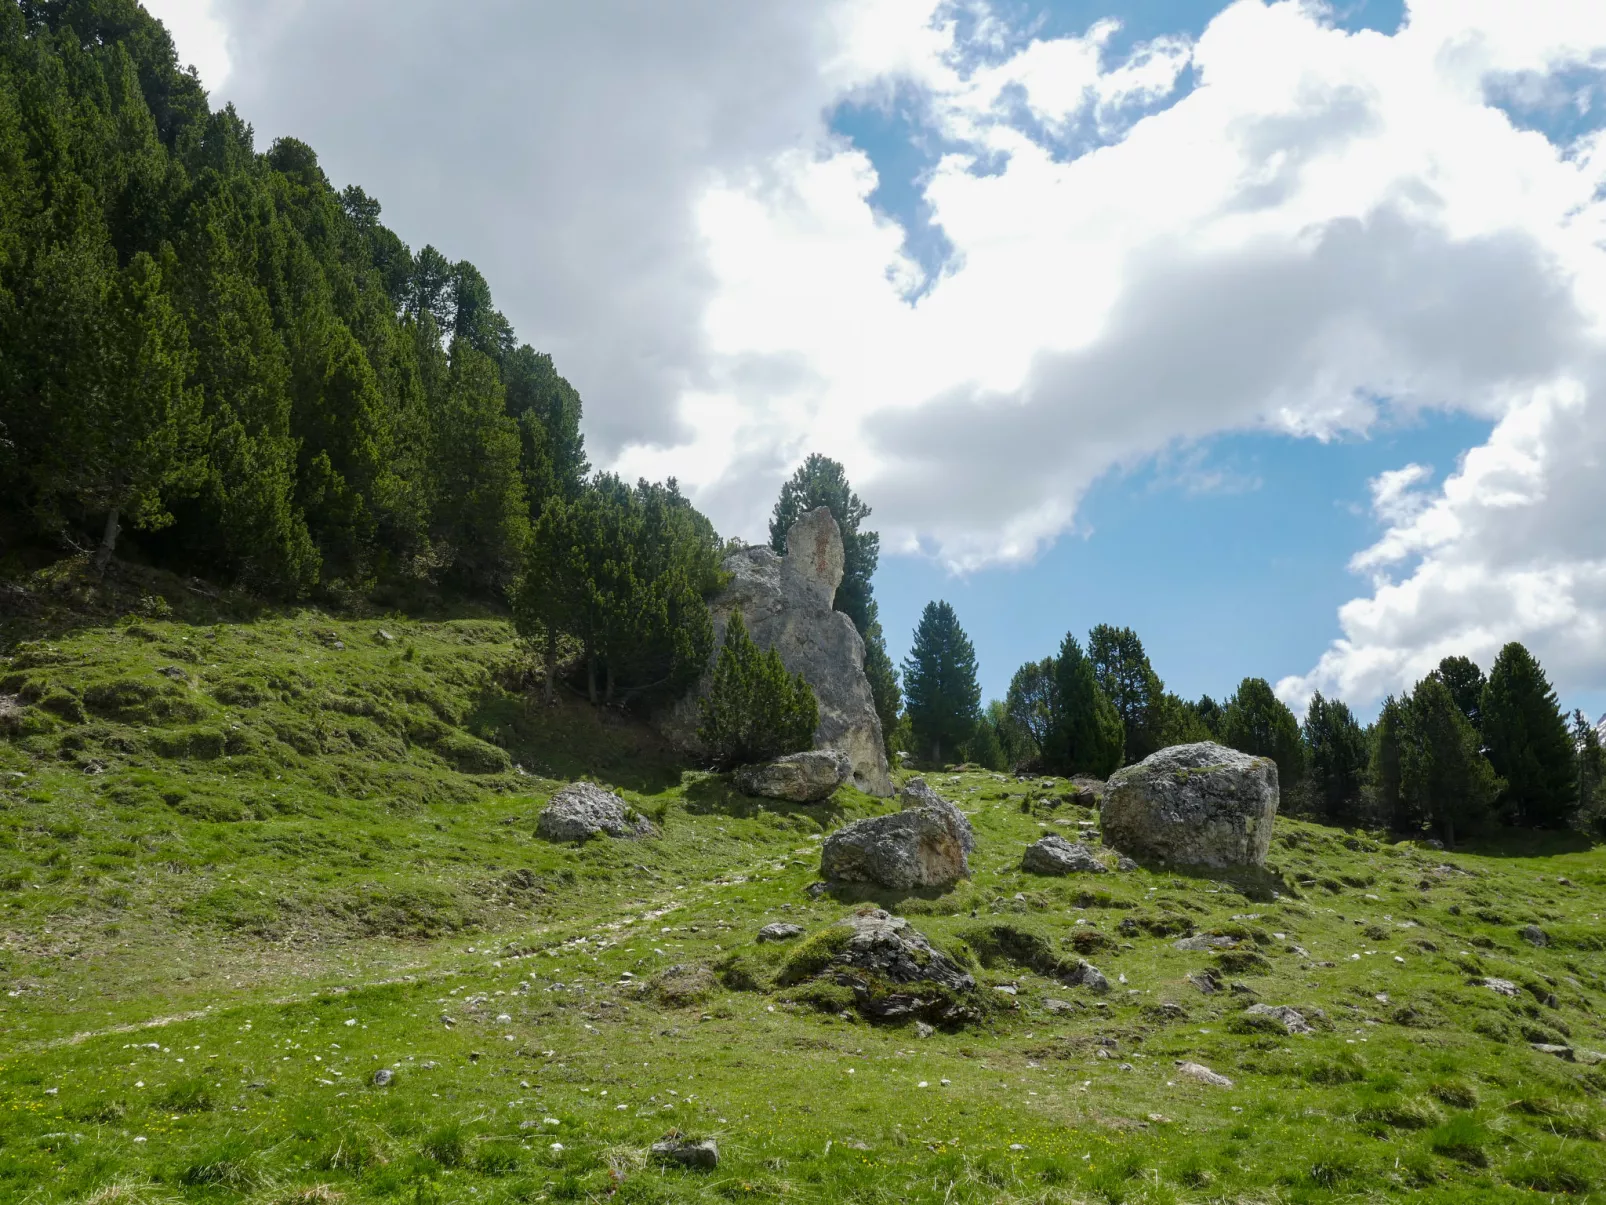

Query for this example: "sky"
[145,0,1606,723]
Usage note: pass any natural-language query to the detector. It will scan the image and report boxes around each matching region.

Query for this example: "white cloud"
[175,0,1606,706]
[139,0,232,91]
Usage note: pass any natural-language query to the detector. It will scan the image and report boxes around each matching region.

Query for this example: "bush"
[698,611,817,769]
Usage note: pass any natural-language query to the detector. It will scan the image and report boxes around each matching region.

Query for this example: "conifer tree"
[1302,691,1367,825]
[698,611,818,769]
[1481,642,1576,828]
[1371,695,1410,831]
[1435,655,1486,734]
[1005,658,1058,760]
[1088,624,1165,762]
[1044,633,1124,778]
[1222,677,1306,786]
[1401,675,1501,848]
[1572,709,1605,834]
[903,600,981,766]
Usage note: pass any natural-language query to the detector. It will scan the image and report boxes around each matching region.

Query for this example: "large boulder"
[734,750,852,802]
[1099,742,1277,868]
[536,782,654,842]
[656,509,892,795]
[819,778,973,889]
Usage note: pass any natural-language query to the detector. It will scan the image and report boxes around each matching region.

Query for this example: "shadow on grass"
[477,692,689,795]
[1453,828,1598,859]
[807,879,962,910]
[1122,859,1292,903]
[681,774,846,826]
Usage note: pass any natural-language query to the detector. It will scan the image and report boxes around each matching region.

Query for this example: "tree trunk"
[543,629,557,706]
[1443,815,1456,850]
[93,506,120,575]
[587,653,597,705]
[605,662,615,706]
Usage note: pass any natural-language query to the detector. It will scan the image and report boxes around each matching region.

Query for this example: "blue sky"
[828,0,1604,723]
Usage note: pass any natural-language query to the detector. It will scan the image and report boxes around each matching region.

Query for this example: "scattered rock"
[1100,742,1278,868]
[1116,855,1139,872]
[781,909,979,1025]
[1531,1043,1575,1062]
[1518,925,1550,948]
[757,923,806,943]
[537,782,655,843]
[735,750,853,802]
[1067,962,1111,994]
[656,508,892,795]
[1174,934,1237,952]
[1043,998,1078,1014]
[372,1069,394,1086]
[156,666,187,681]
[651,1135,719,1169]
[1175,1061,1233,1087]
[914,1021,935,1038]
[819,779,973,890]
[1021,835,1106,876]
[1480,977,1522,998]
[1187,970,1222,995]
[1244,1003,1311,1034]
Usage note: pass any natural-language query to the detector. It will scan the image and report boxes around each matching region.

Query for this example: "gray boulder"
[651,1136,719,1168]
[1244,1003,1312,1034]
[757,922,806,942]
[1022,834,1106,876]
[536,782,654,842]
[1099,742,1278,868]
[735,750,852,802]
[819,779,973,889]
[828,909,975,992]
[781,910,979,1025]
[656,509,892,795]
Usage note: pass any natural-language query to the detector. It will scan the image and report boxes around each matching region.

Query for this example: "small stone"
[1175,1061,1233,1087]
[1481,977,1522,997]
[1518,925,1550,948]
[651,1136,719,1169]
[372,1069,394,1086]
[1186,970,1221,995]
[757,923,806,943]
[1043,998,1077,1014]
[1116,856,1139,872]
[915,1022,935,1038]
[1532,1044,1575,1061]
[1174,934,1237,952]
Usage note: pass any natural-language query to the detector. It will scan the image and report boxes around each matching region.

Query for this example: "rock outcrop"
[734,750,852,802]
[657,508,891,795]
[1099,742,1278,868]
[779,909,980,1024]
[1021,834,1106,875]
[536,782,654,842]
[819,778,973,890]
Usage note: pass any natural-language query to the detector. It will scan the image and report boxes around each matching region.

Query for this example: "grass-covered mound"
[1,591,1605,1202]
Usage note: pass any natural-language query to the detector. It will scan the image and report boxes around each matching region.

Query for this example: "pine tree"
[1371,695,1410,832]
[1221,678,1306,786]
[1572,709,1606,835]
[769,454,900,752]
[1044,633,1124,778]
[698,611,818,769]
[902,600,981,766]
[1088,624,1165,762]
[513,493,589,704]
[1302,691,1367,825]
[1481,642,1576,828]
[1401,675,1502,848]
[1435,655,1486,734]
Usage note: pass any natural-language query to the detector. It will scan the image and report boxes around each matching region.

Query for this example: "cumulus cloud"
[167,0,1606,706]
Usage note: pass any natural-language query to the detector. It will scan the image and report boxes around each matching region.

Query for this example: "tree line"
[0,1,584,597]
[901,601,1605,845]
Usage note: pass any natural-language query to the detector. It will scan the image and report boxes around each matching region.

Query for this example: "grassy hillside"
[1,569,1605,1203]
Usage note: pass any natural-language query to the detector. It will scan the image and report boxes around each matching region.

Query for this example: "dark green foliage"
[1482,642,1577,828]
[970,699,1030,771]
[1371,694,1407,830]
[1043,633,1124,778]
[1303,691,1367,824]
[1004,657,1056,763]
[769,455,900,753]
[1399,675,1502,847]
[1435,655,1486,732]
[902,600,981,765]
[698,611,818,769]
[1572,709,1605,834]
[516,475,721,708]
[1087,624,1165,762]
[0,6,590,598]
[1221,677,1305,786]
[1192,694,1225,738]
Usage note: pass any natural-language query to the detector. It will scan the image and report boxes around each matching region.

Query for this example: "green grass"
[0,567,1604,1201]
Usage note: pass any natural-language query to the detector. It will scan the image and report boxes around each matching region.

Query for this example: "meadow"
[0,565,1603,1203]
